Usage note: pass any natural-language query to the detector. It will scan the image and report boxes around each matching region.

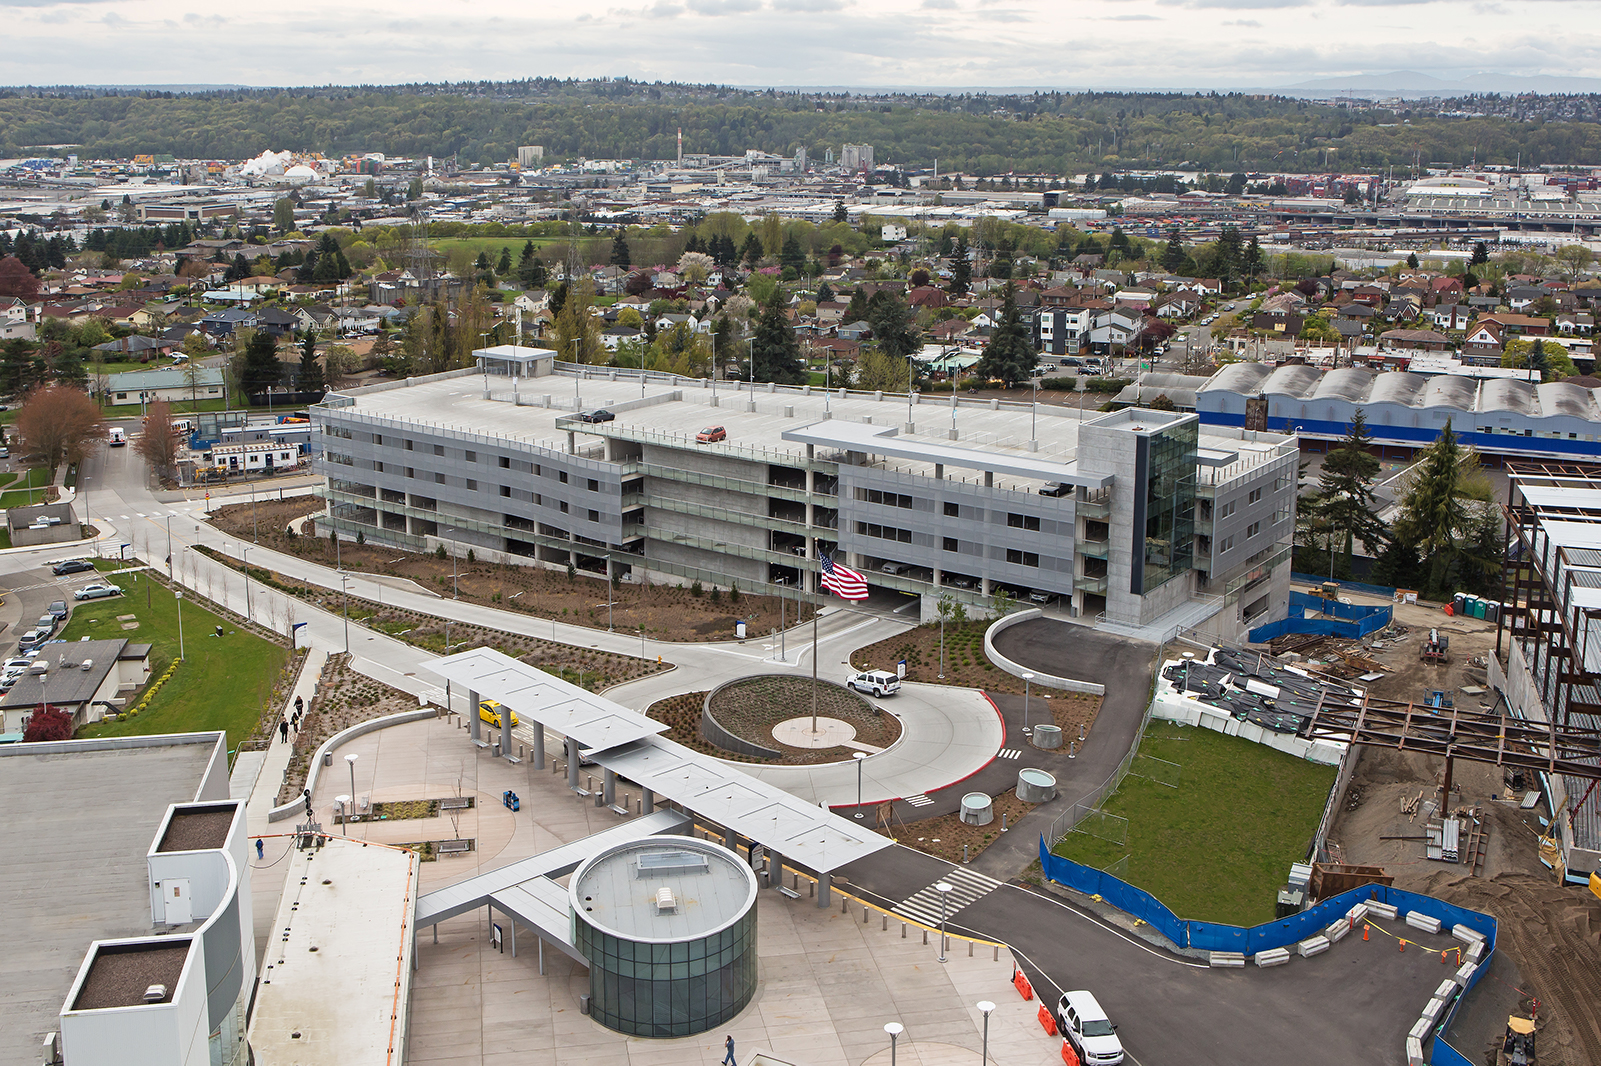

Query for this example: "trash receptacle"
[323,751,332,767]
[492,742,501,758]
[580,994,591,1015]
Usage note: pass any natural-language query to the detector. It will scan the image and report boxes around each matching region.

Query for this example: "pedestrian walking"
[278,719,289,744]
[255,838,264,860]
[722,1035,736,1066]
[295,696,304,716]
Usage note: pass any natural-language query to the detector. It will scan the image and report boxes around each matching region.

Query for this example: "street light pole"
[241,545,253,623]
[175,589,185,660]
[339,572,350,654]
[977,1002,995,1065]
[1022,671,1035,736]
[884,1023,903,1066]
[853,750,867,818]
[345,753,359,830]
[935,881,953,962]
[938,612,946,679]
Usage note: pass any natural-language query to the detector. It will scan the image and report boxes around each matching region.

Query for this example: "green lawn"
[67,571,291,749]
[0,468,55,510]
[1052,721,1336,927]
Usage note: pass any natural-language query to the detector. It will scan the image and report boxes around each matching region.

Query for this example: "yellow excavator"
[1496,1015,1536,1066]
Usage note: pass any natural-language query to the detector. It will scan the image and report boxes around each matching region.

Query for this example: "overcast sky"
[6,0,1601,90]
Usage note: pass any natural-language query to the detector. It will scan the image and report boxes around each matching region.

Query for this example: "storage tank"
[960,793,994,826]
[1016,768,1057,803]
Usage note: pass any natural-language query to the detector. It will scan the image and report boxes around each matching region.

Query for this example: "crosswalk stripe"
[997,748,1022,760]
[903,794,935,808]
[892,867,1006,926]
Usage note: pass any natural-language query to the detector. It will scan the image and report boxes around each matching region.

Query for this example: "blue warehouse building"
[1196,363,1601,462]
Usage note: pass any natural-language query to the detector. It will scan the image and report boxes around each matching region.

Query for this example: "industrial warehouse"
[1197,362,1601,460]
[312,349,1300,642]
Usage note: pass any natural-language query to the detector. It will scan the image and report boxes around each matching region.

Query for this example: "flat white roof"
[780,419,1111,489]
[245,838,417,1066]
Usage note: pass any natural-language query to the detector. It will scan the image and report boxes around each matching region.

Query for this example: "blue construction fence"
[1248,590,1393,644]
[1290,572,1399,598]
[1038,841,1496,957]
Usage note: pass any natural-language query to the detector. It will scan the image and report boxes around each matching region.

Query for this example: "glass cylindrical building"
[569,835,758,1038]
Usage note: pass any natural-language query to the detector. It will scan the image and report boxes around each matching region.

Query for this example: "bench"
[777,886,801,900]
[610,804,629,817]
[572,788,592,797]
[505,755,522,765]
[437,839,472,856]
[472,739,489,749]
[440,797,471,811]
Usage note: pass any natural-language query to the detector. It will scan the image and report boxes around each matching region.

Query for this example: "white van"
[108,427,126,446]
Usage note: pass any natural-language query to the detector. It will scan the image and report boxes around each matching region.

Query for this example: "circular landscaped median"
[700,675,902,764]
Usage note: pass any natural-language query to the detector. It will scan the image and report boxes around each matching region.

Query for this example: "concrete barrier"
[1406,1035,1425,1066]
[1296,935,1330,958]
[1452,961,1476,988]
[267,708,438,822]
[1408,1018,1432,1043]
[1451,924,1486,945]
[1420,997,1446,1026]
[1431,980,1457,1005]
[1467,940,1485,963]
[1365,900,1398,920]
[1208,951,1245,968]
[1253,947,1291,968]
[1325,919,1351,944]
[983,609,1106,696]
[1405,911,1442,934]
[1346,902,1369,924]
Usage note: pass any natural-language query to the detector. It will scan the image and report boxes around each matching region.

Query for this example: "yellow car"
[478,700,519,729]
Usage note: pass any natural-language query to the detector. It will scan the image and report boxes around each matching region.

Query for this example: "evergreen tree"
[749,290,807,384]
[1527,338,1547,383]
[844,287,870,324]
[816,281,834,304]
[1160,225,1186,272]
[866,291,922,363]
[973,282,1034,386]
[948,236,971,296]
[240,330,283,397]
[1393,421,1471,596]
[739,233,763,268]
[1243,236,1264,278]
[1406,252,1420,269]
[833,200,847,223]
[497,247,512,274]
[610,232,631,268]
[1316,410,1387,576]
[1471,241,1489,266]
[298,333,325,395]
[780,233,805,275]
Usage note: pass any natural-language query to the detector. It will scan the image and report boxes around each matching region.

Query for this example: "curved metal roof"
[1480,379,1539,417]
[1310,368,1375,403]
[1420,376,1477,411]
[1260,364,1322,399]
[1200,362,1272,394]
[1536,381,1600,420]
[1368,372,1428,408]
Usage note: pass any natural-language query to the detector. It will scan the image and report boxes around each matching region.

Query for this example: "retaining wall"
[267,707,438,822]
[983,609,1107,696]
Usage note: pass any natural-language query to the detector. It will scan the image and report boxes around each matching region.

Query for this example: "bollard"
[969,940,974,957]
[809,881,814,898]
[842,897,849,914]
[1069,741,1077,759]
[963,844,969,863]
[902,923,907,939]
[863,906,869,924]
[1079,723,1086,742]
[882,914,887,931]
[922,929,929,945]
[994,945,999,961]
[1001,813,1008,832]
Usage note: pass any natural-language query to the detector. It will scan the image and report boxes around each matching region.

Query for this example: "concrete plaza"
[291,713,1060,1066]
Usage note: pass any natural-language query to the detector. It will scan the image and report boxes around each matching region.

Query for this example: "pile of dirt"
[1419,870,1601,1066]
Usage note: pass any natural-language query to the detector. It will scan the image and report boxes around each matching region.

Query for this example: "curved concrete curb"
[984,609,1106,696]
[267,707,437,822]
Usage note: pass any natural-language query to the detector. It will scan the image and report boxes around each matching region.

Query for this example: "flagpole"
[812,554,820,734]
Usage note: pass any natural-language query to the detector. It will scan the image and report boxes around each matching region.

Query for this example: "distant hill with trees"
[2,80,1599,172]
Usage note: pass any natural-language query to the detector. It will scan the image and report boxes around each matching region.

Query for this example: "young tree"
[866,291,922,363]
[1470,241,1489,267]
[972,283,1034,386]
[749,289,807,384]
[322,344,357,388]
[1315,410,1388,577]
[298,333,325,395]
[1406,252,1420,269]
[134,399,179,480]
[676,251,715,287]
[16,384,106,473]
[854,346,911,391]
[554,279,603,364]
[273,198,295,233]
[833,200,847,224]
[23,705,73,742]
[497,246,513,275]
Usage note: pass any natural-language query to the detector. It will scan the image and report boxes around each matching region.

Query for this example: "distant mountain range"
[1278,71,1601,98]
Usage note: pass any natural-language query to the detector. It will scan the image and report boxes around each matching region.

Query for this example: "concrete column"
[566,430,576,454]
[641,787,655,814]
[984,471,994,488]
[602,768,617,806]
[531,723,545,769]
[817,872,832,908]
[981,577,992,596]
[932,567,943,587]
[767,851,783,890]
[468,689,481,742]
[566,736,581,790]
[934,463,944,480]
[724,825,738,852]
[509,915,517,958]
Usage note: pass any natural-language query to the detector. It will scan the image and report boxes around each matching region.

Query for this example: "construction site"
[1256,579,1601,1065]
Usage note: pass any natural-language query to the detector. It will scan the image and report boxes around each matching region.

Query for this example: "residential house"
[1506,287,1545,313]
[907,286,949,310]
[199,307,259,338]
[1427,304,1471,332]
[1477,313,1550,337]
[1153,289,1203,319]
[256,307,299,338]
[1379,328,1451,352]
[1349,285,1387,307]
[838,320,873,341]
[600,325,643,351]
[92,304,146,329]
[93,336,175,360]
[291,305,336,335]
[1034,307,1094,355]
[1252,311,1306,335]
[106,365,226,406]
[1556,312,1595,336]
[1462,320,1505,364]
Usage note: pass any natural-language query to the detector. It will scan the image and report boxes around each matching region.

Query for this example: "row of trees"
[1297,412,1502,599]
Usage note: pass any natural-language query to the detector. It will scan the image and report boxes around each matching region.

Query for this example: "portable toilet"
[1473,599,1487,620]
[1453,592,1466,614]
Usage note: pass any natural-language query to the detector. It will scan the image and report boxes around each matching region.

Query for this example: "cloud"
[642,1,682,17]
[687,0,761,12]
[1103,13,1161,19]
[1223,17,1262,24]
[770,0,847,9]
[921,0,958,8]
[0,0,116,6]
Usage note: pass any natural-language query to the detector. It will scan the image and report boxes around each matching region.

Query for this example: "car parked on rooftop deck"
[696,425,727,443]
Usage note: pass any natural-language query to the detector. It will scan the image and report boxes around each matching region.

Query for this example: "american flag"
[818,552,869,601]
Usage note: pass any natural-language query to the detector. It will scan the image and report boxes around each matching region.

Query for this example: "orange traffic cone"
[1441,950,1449,964]
[1363,924,1369,941]
[1399,939,1405,953]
